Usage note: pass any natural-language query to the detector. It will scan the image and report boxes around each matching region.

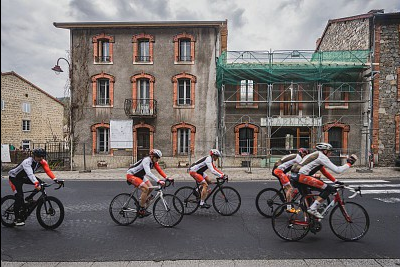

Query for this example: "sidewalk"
[2,259,400,266]
[49,166,400,181]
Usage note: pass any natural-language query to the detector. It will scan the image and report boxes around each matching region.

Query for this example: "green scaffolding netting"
[216,50,370,87]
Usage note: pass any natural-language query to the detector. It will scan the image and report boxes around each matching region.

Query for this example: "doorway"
[136,128,150,160]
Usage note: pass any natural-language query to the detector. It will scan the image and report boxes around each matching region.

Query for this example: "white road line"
[373,197,400,203]
[360,189,400,194]
[348,184,400,188]
[326,180,390,183]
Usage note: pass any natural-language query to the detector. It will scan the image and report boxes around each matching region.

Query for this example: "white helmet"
[316,142,333,151]
[150,149,162,158]
[210,149,222,157]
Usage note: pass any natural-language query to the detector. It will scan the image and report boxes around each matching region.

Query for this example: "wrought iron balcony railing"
[124,99,157,118]
[95,56,112,63]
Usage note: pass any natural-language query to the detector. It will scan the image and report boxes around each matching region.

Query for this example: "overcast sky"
[1,0,399,98]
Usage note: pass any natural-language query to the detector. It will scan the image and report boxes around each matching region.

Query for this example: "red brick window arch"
[91,122,111,155]
[172,72,196,108]
[131,72,155,115]
[172,122,196,156]
[92,33,114,63]
[234,123,259,155]
[132,33,154,63]
[173,32,195,63]
[91,72,115,107]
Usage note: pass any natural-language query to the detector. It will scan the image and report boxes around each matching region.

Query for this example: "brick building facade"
[1,72,64,150]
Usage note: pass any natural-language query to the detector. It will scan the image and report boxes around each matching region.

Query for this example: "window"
[97,79,110,105]
[92,33,114,63]
[22,102,31,113]
[173,33,195,63]
[137,79,150,114]
[172,122,196,156]
[130,73,155,116]
[324,85,349,109]
[138,40,150,62]
[22,120,31,131]
[97,128,109,153]
[178,79,191,105]
[132,34,154,64]
[172,73,196,108]
[234,123,259,155]
[22,140,30,150]
[91,73,114,107]
[178,128,190,155]
[237,80,258,108]
[1,99,4,110]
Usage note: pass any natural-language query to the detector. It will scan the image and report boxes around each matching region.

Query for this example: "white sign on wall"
[110,120,133,149]
[1,144,11,163]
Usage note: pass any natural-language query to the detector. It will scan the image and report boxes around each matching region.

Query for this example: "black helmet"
[32,148,46,157]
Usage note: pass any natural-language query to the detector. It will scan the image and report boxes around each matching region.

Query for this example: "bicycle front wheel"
[271,202,309,241]
[1,195,16,227]
[109,193,139,226]
[255,188,285,218]
[36,196,65,230]
[153,194,184,227]
[174,186,200,215]
[329,201,370,241]
[212,186,241,216]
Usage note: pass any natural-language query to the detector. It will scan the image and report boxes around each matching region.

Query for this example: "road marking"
[348,184,400,188]
[327,180,390,183]
[359,189,400,194]
[373,197,400,203]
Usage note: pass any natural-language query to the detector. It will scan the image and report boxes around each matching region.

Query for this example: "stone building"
[317,10,400,166]
[1,71,64,150]
[54,21,227,169]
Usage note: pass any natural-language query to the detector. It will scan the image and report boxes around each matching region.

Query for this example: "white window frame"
[138,39,150,62]
[240,80,254,105]
[97,127,110,153]
[179,39,191,61]
[22,102,31,113]
[22,140,30,150]
[22,120,31,131]
[97,79,110,105]
[177,128,190,155]
[1,99,4,110]
[178,79,191,105]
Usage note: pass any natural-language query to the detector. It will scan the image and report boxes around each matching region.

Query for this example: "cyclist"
[272,148,309,212]
[8,148,62,226]
[189,149,226,209]
[291,142,357,219]
[126,149,172,217]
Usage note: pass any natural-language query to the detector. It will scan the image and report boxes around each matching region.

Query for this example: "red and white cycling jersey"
[8,157,56,186]
[189,156,224,178]
[127,156,166,182]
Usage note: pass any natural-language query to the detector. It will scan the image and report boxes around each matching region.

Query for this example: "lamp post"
[52,57,73,171]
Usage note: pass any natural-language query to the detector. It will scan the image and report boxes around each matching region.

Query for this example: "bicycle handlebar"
[333,184,361,199]
[41,180,65,190]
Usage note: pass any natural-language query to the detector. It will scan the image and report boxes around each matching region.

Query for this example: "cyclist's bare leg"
[139,182,151,208]
[284,184,294,202]
[201,176,212,201]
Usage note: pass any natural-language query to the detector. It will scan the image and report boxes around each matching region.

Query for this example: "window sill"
[92,105,114,108]
[236,105,259,109]
[93,62,113,65]
[325,105,348,110]
[174,61,194,65]
[133,62,153,65]
[173,105,195,109]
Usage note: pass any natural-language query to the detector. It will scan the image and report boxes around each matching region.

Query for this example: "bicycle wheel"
[109,193,139,226]
[153,194,184,228]
[1,195,16,227]
[212,186,241,216]
[174,186,200,215]
[329,201,370,241]
[36,196,65,230]
[271,202,309,241]
[255,188,285,218]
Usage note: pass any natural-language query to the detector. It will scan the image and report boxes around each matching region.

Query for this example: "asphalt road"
[1,179,400,262]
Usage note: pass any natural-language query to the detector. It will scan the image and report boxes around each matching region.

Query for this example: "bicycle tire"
[36,196,65,230]
[255,188,285,218]
[153,194,184,228]
[1,195,16,227]
[329,201,370,241]
[212,186,241,216]
[174,186,200,215]
[271,202,309,241]
[109,193,139,226]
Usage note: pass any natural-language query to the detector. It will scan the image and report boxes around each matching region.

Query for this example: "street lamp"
[52,57,73,171]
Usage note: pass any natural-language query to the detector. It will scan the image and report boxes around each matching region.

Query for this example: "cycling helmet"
[298,148,309,156]
[315,143,333,151]
[150,149,162,158]
[32,148,46,157]
[210,149,222,157]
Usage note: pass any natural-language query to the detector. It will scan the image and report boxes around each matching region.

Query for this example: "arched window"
[91,122,111,155]
[91,72,115,107]
[172,122,196,156]
[172,72,196,108]
[234,123,259,155]
[92,33,114,63]
[173,32,195,64]
[131,72,155,115]
[132,33,155,63]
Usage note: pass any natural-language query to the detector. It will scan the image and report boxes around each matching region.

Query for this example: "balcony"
[124,99,157,118]
[135,55,151,62]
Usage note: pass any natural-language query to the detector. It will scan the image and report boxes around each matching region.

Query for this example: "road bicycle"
[174,176,241,216]
[109,179,184,228]
[1,181,65,229]
[271,183,369,241]
[255,179,301,218]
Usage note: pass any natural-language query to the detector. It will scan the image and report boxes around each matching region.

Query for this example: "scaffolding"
[216,50,372,167]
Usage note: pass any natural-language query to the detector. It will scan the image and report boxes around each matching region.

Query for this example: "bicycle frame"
[195,177,227,202]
